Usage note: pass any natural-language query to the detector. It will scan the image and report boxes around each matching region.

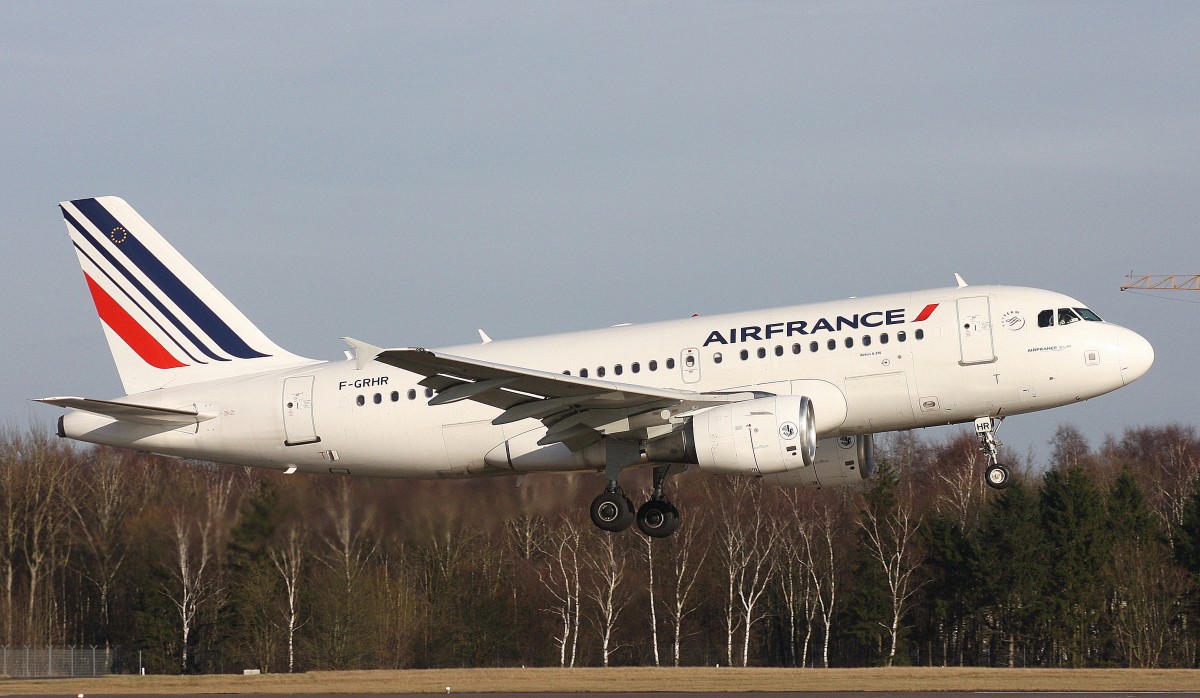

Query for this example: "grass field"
[2,666,1200,694]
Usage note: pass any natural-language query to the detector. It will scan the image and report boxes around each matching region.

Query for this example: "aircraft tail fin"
[59,197,317,395]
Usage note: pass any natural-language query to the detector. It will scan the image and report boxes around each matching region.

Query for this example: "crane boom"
[1121,274,1200,291]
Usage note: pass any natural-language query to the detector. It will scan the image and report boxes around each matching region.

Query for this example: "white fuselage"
[60,284,1153,480]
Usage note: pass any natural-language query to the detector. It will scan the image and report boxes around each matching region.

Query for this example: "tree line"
[2,421,1199,672]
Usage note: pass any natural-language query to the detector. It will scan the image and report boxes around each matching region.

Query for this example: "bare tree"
[534,514,584,666]
[1107,539,1190,667]
[658,508,709,667]
[313,478,378,669]
[858,482,924,667]
[270,523,307,673]
[163,468,237,671]
[18,431,76,644]
[714,478,780,666]
[582,527,631,667]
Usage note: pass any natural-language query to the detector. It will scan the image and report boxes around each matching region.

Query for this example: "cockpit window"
[1075,307,1103,322]
[1038,309,1054,328]
[1057,308,1081,325]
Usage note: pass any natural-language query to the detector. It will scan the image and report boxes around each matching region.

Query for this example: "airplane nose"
[1118,330,1154,386]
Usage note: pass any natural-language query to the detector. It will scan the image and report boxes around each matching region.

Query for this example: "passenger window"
[390,391,399,402]
[740,349,749,361]
[373,393,382,404]
[774,345,784,357]
[880,333,889,344]
[898,331,907,342]
[792,343,801,354]
[827,339,836,351]
[408,389,416,400]
[757,347,766,359]
[810,341,819,352]
[915,329,924,340]
[356,395,365,407]
[597,366,606,378]
[614,364,623,375]
[862,335,872,347]
[563,370,571,375]
[580,368,589,378]
[425,388,434,398]
[1058,308,1081,325]
[1038,309,1054,328]
[713,353,723,364]
[649,360,658,371]
[666,358,675,369]
[631,362,640,373]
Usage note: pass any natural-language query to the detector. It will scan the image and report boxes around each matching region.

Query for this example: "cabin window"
[373,393,382,404]
[666,358,676,369]
[580,368,589,378]
[810,341,819,352]
[898,331,907,342]
[1058,308,1082,325]
[631,362,640,373]
[614,364,623,376]
[740,349,749,361]
[390,391,399,402]
[827,339,836,351]
[408,389,416,400]
[915,328,925,340]
[792,343,801,355]
[356,395,365,407]
[774,345,784,357]
[649,360,658,371]
[757,347,767,359]
[425,388,434,398]
[597,366,606,378]
[880,333,889,344]
[1076,307,1103,322]
[713,352,723,364]
[844,337,854,348]
[862,335,872,347]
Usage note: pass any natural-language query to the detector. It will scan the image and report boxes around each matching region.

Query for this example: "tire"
[590,491,634,532]
[985,463,1011,490]
[637,499,681,538]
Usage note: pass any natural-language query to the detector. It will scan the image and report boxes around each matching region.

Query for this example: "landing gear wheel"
[985,463,1011,490]
[636,499,681,538]
[590,491,635,532]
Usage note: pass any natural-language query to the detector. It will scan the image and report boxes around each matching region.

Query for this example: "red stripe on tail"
[84,274,186,369]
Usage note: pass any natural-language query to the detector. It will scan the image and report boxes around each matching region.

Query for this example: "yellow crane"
[1121,274,1200,291]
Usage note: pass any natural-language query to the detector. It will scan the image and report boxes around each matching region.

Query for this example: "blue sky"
[3,1,1197,465]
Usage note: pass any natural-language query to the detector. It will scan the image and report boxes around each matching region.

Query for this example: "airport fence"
[0,645,112,677]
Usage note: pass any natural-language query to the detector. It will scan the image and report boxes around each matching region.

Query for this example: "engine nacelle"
[683,396,817,476]
[761,434,876,488]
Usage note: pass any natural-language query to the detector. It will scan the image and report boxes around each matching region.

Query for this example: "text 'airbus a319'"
[39,197,1154,537]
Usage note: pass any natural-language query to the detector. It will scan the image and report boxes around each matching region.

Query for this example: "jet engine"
[646,396,817,476]
[761,434,876,488]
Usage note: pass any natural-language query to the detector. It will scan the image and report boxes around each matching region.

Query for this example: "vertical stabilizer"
[59,197,318,394]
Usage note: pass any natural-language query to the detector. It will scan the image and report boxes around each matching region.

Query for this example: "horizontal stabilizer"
[36,397,215,426]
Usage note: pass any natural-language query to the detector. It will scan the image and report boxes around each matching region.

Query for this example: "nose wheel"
[976,417,1010,490]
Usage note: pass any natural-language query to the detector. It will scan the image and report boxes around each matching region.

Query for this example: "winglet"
[478,329,492,345]
[341,337,385,370]
[954,273,968,288]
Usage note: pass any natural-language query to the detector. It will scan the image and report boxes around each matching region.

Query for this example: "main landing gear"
[975,416,1010,489]
[589,464,683,538]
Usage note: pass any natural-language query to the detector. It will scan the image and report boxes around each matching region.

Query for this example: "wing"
[36,396,216,426]
[343,338,762,450]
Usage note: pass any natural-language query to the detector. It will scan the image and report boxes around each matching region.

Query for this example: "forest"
[1,420,1199,673]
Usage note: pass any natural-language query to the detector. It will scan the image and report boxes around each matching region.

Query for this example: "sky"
[2,1,1198,468]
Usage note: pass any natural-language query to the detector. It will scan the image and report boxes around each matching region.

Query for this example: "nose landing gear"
[976,416,1010,489]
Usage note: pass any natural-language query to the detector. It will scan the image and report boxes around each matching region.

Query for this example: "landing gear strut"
[975,416,1010,489]
[636,465,682,538]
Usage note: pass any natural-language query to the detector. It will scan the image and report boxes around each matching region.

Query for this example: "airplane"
[39,197,1155,537]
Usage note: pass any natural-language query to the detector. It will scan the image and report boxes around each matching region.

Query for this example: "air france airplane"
[40,197,1154,537]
